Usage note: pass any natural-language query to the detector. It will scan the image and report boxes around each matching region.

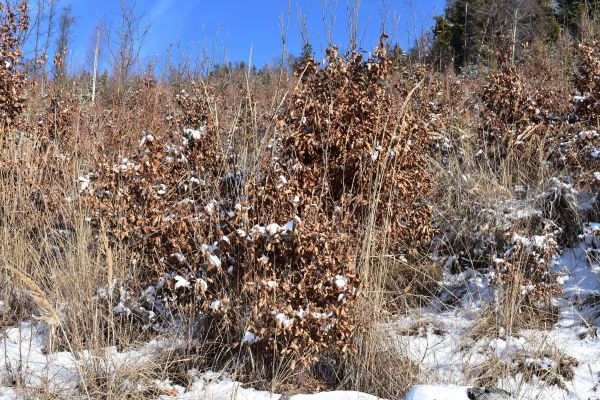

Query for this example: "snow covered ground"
[384,221,600,399]
[0,212,598,399]
[0,321,382,399]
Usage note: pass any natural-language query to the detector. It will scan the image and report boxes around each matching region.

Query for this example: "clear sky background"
[41,0,446,72]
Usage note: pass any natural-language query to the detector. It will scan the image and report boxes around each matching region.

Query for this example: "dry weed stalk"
[0,265,59,327]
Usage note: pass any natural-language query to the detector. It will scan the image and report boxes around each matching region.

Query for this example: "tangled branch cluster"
[494,222,561,307]
[282,38,432,251]
[0,2,28,132]
[85,36,433,369]
[575,41,600,121]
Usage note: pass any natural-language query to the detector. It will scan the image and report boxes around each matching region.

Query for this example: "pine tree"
[431,0,560,71]
[555,0,600,36]
[291,41,314,76]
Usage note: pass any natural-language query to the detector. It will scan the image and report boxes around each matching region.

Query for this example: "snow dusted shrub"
[538,178,582,246]
[85,98,359,370]
[87,127,227,285]
[475,350,578,389]
[548,127,600,182]
[478,50,548,146]
[433,177,564,314]
[540,41,599,184]
[230,171,360,366]
[84,35,433,376]
[517,352,578,389]
[241,34,433,370]
[494,221,562,307]
[0,2,28,136]
[433,200,512,274]
[478,48,564,158]
[481,61,532,131]
[175,82,210,130]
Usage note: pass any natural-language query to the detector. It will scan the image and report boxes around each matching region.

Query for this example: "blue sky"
[40,0,446,72]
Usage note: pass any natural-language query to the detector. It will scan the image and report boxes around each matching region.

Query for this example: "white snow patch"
[335,275,349,288]
[207,254,221,269]
[406,385,469,400]
[174,275,190,289]
[196,278,208,293]
[266,223,282,236]
[241,331,259,345]
[275,313,293,329]
[77,176,91,192]
[183,127,206,142]
[140,134,154,146]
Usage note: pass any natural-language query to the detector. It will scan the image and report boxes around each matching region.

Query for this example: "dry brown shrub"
[479,57,546,157]
[281,37,433,252]
[481,60,532,127]
[574,41,600,120]
[0,2,28,136]
[547,126,599,183]
[539,42,599,187]
[540,41,599,185]
[85,99,359,373]
[477,45,572,167]
[87,73,174,157]
[18,85,80,150]
[84,35,433,380]
[494,219,562,309]
[520,41,574,118]
[174,82,211,129]
[88,127,226,284]
[474,351,578,389]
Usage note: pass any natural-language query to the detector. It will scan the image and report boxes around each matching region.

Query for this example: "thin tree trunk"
[33,0,43,78]
[511,8,518,64]
[92,27,100,105]
[464,2,468,65]
[42,0,57,95]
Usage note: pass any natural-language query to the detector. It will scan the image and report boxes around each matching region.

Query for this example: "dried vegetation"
[0,2,599,398]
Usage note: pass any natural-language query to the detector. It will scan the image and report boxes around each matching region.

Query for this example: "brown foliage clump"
[478,54,557,155]
[546,42,599,182]
[88,126,226,284]
[85,35,433,373]
[494,220,562,307]
[175,82,211,129]
[481,62,533,129]
[574,41,600,120]
[478,47,569,160]
[0,2,28,133]
[27,87,80,149]
[281,37,433,252]
[86,96,359,370]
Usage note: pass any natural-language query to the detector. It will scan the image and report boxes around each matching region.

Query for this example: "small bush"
[0,2,28,135]
[574,41,600,120]
[85,35,433,376]
[494,220,562,308]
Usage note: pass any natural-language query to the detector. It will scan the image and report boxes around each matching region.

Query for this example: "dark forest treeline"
[429,0,600,70]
